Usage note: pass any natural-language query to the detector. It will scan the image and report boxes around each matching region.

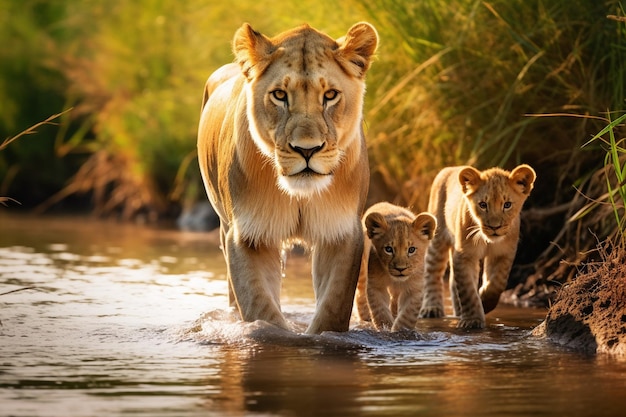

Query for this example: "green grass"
[360,0,626,212]
[1,0,624,238]
[573,112,626,240]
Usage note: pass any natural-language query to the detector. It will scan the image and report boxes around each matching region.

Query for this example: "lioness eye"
[408,247,416,255]
[323,89,339,102]
[479,201,488,210]
[384,246,393,254]
[271,89,288,102]
[504,201,512,209]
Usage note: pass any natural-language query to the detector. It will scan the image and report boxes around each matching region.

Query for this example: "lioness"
[197,23,378,333]
[419,165,536,329]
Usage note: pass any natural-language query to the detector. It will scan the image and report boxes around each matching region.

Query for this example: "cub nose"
[290,144,324,162]
[486,224,502,231]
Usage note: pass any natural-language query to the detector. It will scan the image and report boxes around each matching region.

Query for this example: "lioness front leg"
[451,252,485,329]
[225,229,289,330]
[307,228,363,334]
[480,253,514,314]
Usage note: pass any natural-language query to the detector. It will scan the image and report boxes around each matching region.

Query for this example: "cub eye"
[271,89,288,103]
[384,246,394,254]
[503,201,512,209]
[478,201,488,210]
[408,247,416,255]
[323,89,339,103]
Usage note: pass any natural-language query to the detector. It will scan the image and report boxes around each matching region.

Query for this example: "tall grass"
[572,112,626,241]
[359,0,625,213]
[1,0,371,219]
[2,0,624,241]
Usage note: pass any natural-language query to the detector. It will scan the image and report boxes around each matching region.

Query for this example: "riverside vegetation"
[1,1,625,345]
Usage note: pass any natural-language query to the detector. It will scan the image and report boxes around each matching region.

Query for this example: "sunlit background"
[1,0,625,297]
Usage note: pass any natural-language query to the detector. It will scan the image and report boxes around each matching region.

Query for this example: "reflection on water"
[1,213,626,417]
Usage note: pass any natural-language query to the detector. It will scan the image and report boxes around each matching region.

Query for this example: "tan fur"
[355,202,436,332]
[419,165,536,329]
[197,23,378,334]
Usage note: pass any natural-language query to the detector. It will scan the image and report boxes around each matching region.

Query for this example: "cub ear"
[335,22,379,78]
[510,164,536,195]
[413,213,437,240]
[458,166,482,195]
[232,23,277,80]
[364,212,388,239]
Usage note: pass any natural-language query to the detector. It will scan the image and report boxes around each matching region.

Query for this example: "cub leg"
[355,245,372,322]
[480,254,514,314]
[225,228,289,330]
[419,237,450,318]
[392,288,421,332]
[308,226,363,334]
[367,281,394,331]
[448,253,462,316]
[390,295,399,317]
[451,251,485,329]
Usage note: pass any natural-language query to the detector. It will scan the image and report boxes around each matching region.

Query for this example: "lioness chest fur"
[355,202,436,332]
[197,22,378,333]
[418,165,536,329]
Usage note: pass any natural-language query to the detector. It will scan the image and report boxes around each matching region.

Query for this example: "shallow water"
[1,213,626,417]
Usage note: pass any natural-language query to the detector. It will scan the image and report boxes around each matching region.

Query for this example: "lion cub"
[419,164,536,329]
[355,202,437,332]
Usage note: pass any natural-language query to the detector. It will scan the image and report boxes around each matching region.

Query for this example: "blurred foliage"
[1,0,625,290]
[0,0,370,218]
[359,0,626,295]
[362,0,625,209]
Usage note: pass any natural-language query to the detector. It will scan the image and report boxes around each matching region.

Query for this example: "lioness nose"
[291,144,324,162]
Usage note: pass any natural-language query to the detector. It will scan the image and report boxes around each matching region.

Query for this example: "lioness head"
[365,210,437,282]
[232,22,378,197]
[459,164,536,242]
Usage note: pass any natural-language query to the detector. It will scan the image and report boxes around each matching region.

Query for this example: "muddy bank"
[532,246,626,356]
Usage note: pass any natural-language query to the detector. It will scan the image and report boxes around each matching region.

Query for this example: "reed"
[1,0,624,239]
[359,0,626,213]
[573,112,626,241]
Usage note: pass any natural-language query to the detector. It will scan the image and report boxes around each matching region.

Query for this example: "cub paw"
[456,317,485,329]
[418,306,445,318]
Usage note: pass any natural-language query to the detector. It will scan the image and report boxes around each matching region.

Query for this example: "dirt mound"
[532,244,626,356]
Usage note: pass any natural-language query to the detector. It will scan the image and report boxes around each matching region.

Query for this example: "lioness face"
[234,24,377,197]
[250,65,363,196]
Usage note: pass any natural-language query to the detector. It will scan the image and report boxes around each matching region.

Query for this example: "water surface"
[1,213,625,417]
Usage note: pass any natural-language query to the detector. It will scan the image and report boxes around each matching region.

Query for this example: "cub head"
[459,164,536,242]
[365,210,437,282]
[232,22,378,197]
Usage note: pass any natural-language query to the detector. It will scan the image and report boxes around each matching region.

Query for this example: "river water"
[1,213,625,417]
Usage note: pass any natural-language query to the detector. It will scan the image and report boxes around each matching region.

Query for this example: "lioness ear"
[458,166,482,195]
[232,23,277,80]
[365,212,388,239]
[510,164,536,195]
[335,22,378,78]
[413,213,437,240]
